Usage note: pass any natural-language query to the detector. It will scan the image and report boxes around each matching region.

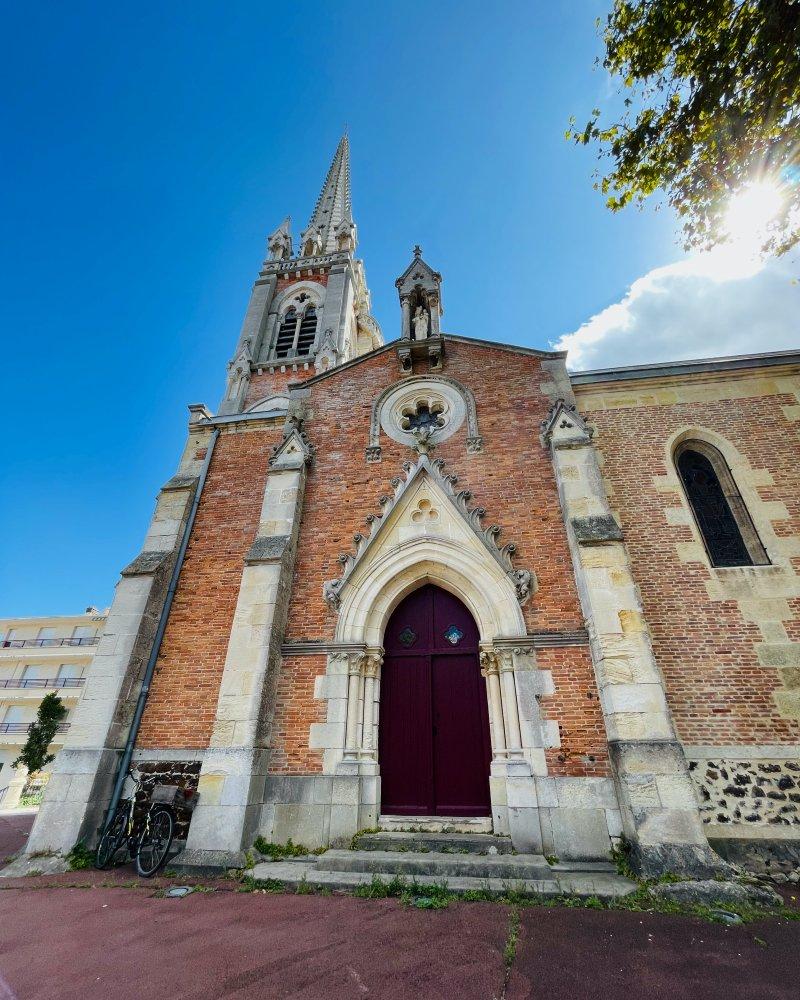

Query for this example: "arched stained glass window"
[675,441,768,568]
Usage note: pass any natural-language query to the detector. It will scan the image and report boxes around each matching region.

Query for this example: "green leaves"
[570,0,800,255]
[12,692,67,775]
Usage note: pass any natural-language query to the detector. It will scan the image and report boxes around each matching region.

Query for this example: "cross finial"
[413,244,422,258]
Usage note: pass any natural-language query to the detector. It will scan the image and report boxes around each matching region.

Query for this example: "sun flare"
[692,180,786,282]
[724,180,784,249]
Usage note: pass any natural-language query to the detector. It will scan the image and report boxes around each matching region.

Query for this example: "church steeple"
[218,135,381,413]
[300,134,356,256]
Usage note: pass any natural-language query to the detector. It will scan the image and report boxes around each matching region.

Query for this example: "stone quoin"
[24,136,800,877]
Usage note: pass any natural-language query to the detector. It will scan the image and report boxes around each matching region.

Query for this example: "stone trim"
[282,631,589,656]
[685,746,800,759]
[132,749,207,762]
[245,534,290,565]
[570,515,624,545]
[121,551,171,577]
[160,474,200,492]
[571,349,800,385]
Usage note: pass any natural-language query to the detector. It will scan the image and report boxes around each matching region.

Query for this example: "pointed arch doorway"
[379,584,492,816]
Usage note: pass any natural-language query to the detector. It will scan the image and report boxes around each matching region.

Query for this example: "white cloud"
[553,249,799,371]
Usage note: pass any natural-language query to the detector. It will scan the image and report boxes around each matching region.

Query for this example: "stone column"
[481,647,542,853]
[342,653,365,769]
[360,651,382,765]
[480,651,507,761]
[319,264,353,351]
[400,296,411,340]
[542,400,724,876]
[174,426,313,873]
[25,410,214,857]
[498,651,525,762]
[234,275,276,360]
[428,292,441,338]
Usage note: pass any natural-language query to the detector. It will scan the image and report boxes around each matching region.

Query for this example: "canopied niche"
[395,247,444,372]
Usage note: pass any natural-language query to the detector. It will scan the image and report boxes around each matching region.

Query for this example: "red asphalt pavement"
[0,811,35,864]
[0,882,798,1000]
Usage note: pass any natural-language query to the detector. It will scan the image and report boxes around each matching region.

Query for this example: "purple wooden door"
[380,585,492,816]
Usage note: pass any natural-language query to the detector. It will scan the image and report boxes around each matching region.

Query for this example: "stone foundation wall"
[133,760,202,841]
[688,757,800,832]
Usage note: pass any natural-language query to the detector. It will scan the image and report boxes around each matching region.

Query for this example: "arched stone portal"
[380,584,492,817]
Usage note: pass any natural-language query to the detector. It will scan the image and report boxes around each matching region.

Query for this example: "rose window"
[399,399,446,434]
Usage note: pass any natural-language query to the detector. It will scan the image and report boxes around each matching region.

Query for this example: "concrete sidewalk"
[0,882,797,999]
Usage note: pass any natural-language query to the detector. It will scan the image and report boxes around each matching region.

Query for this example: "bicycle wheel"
[95,809,127,870]
[135,807,174,878]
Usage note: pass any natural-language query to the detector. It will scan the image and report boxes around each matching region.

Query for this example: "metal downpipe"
[100,426,220,835]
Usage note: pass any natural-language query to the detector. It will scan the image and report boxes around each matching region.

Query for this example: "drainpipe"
[101,426,221,834]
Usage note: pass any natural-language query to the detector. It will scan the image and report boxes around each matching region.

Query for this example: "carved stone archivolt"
[322,453,535,612]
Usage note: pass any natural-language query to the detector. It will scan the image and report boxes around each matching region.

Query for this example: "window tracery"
[674,440,768,567]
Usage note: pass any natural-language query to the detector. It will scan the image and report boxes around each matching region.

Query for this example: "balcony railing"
[0,722,71,734]
[1,637,99,648]
[0,677,85,689]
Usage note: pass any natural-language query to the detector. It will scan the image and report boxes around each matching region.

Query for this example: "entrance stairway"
[249,827,636,900]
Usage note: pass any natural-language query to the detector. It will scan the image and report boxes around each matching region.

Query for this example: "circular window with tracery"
[378,380,466,447]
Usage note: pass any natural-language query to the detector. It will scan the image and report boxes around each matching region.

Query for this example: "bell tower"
[218,135,382,415]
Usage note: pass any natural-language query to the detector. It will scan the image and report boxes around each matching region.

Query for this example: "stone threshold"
[377,815,493,834]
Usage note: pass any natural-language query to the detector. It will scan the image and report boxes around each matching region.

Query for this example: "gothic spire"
[302,134,354,255]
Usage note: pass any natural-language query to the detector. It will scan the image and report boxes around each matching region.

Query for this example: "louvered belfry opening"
[274,308,298,358]
[296,307,317,355]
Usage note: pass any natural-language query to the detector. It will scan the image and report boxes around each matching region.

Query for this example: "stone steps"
[355,831,514,855]
[249,856,635,900]
[323,849,553,881]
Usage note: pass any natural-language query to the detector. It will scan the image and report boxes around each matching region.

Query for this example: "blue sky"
[2,2,796,615]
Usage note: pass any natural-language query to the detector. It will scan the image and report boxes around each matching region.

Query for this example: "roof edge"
[571,349,800,386]
[288,333,566,391]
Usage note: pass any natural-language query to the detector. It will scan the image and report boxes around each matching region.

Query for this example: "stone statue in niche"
[412,305,429,340]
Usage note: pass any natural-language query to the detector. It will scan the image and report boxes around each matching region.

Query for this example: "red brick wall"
[137,426,281,749]
[266,341,609,776]
[267,654,327,773]
[583,388,800,747]
[537,646,609,776]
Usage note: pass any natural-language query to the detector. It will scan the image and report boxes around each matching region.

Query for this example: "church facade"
[27,137,800,875]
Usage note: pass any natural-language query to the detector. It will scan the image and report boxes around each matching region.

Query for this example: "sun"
[723,180,784,250]
[691,180,786,282]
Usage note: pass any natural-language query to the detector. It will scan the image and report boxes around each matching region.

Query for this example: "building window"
[675,441,768,568]
[37,627,58,647]
[71,626,97,640]
[57,664,83,682]
[22,665,50,681]
[273,303,319,359]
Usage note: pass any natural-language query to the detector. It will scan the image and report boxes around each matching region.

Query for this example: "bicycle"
[95,770,187,877]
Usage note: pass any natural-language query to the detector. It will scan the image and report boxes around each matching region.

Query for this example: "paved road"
[0,882,797,999]
[0,810,35,864]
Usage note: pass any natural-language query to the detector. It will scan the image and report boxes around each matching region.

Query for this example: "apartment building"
[0,609,106,809]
